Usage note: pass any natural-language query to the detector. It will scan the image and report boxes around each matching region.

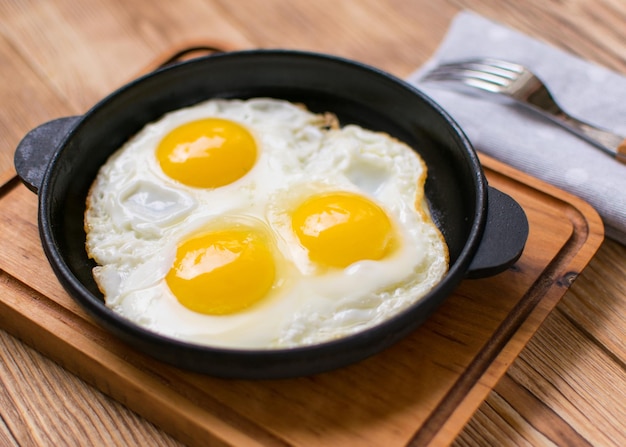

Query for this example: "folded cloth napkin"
[408,11,626,245]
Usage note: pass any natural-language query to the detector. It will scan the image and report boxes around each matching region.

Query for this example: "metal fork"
[422,58,626,164]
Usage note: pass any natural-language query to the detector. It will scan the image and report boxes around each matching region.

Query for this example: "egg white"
[85,98,448,349]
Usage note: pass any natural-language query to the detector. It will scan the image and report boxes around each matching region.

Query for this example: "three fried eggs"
[84,98,449,349]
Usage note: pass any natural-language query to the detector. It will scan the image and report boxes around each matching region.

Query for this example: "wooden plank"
[509,310,626,446]
[0,325,183,447]
[209,0,458,76]
[452,0,626,72]
[558,240,626,359]
[456,240,626,447]
[0,32,70,178]
[458,305,626,447]
[0,0,253,112]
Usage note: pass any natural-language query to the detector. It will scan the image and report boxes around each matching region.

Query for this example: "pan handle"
[14,116,81,194]
[142,42,229,74]
[466,186,529,279]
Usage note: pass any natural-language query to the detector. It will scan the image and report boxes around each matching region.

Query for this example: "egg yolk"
[166,228,275,315]
[156,118,256,188]
[291,192,395,268]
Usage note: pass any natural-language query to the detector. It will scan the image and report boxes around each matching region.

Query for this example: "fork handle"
[539,108,626,164]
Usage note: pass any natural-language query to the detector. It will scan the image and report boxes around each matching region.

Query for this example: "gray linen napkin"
[408,11,626,245]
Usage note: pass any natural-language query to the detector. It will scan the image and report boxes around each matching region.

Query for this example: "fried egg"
[84,98,448,349]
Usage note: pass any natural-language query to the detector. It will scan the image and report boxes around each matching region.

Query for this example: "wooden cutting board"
[0,147,603,446]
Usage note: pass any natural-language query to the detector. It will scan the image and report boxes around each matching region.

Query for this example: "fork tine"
[422,66,510,93]
[477,59,526,74]
[421,58,534,95]
[424,66,508,85]
[436,59,525,75]
[429,60,521,79]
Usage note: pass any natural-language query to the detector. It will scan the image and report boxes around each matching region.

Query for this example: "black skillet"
[14,49,528,379]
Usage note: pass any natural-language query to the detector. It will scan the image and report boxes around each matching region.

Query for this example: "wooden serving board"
[0,151,603,447]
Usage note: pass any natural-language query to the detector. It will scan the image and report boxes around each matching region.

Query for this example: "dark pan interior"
[40,50,485,378]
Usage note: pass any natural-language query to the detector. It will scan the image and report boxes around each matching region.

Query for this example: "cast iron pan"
[14,49,528,379]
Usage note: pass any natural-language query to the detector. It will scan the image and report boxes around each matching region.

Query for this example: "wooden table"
[0,1,624,446]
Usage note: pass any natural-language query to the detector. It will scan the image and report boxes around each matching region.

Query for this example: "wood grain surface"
[0,0,624,446]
